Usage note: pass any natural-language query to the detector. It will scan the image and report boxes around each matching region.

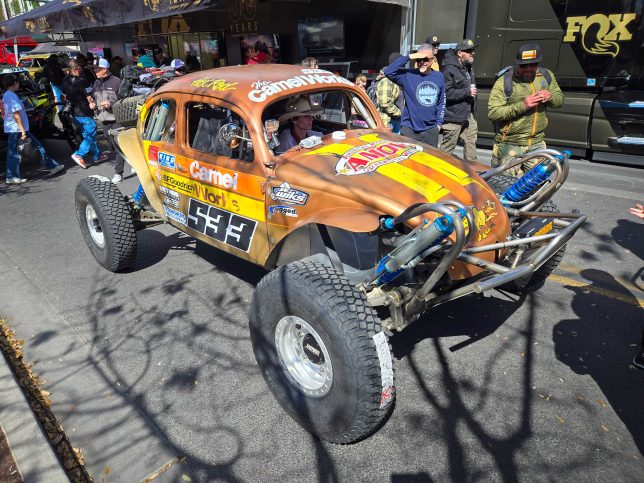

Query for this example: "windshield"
[0,71,40,94]
[261,89,378,154]
[18,59,33,67]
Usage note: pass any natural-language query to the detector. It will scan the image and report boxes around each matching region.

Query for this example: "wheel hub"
[274,316,333,397]
[85,204,105,248]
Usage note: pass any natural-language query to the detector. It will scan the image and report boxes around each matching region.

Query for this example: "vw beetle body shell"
[117,65,511,279]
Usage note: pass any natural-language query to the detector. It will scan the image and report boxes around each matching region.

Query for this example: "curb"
[0,350,68,482]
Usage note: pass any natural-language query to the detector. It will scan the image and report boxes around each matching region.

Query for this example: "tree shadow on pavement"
[391,291,526,359]
[552,268,644,455]
[394,292,538,482]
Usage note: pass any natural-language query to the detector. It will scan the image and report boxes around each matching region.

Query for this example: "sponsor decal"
[162,173,196,196]
[248,73,353,102]
[563,13,637,57]
[187,198,257,252]
[190,78,238,92]
[463,200,498,241]
[176,164,188,173]
[416,81,440,107]
[335,140,423,176]
[268,205,299,218]
[269,182,309,206]
[160,186,180,208]
[158,151,176,170]
[190,160,238,190]
[148,144,159,162]
[163,205,187,225]
[372,332,394,409]
[162,171,265,220]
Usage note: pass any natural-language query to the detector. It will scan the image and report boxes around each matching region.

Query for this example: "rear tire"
[249,261,395,444]
[487,174,565,292]
[75,177,137,272]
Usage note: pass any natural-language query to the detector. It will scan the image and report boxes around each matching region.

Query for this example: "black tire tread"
[251,261,394,444]
[112,95,146,124]
[75,177,137,272]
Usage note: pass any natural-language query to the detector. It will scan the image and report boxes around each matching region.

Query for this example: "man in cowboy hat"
[276,95,323,153]
[488,43,564,176]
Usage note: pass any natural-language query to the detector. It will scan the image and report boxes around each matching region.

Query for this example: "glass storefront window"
[200,32,226,69]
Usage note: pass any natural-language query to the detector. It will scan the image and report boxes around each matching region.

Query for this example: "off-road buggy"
[74,65,586,443]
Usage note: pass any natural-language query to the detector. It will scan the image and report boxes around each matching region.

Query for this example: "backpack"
[366,79,379,108]
[497,65,552,98]
[117,65,146,99]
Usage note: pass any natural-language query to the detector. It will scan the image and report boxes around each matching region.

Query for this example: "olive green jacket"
[487,68,564,146]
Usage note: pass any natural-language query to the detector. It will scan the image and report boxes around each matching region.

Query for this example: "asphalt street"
[0,137,642,482]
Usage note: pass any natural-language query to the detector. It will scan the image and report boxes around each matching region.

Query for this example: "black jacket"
[441,49,476,124]
[62,75,94,117]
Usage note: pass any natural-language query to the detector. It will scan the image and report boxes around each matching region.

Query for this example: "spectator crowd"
[4,40,565,185]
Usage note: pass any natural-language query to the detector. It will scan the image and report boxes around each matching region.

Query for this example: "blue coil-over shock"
[500,150,570,205]
[374,209,465,285]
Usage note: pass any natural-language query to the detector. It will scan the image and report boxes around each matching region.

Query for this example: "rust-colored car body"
[117,65,511,279]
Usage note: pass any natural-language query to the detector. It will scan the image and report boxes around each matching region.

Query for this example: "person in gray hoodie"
[92,58,125,183]
[440,39,478,161]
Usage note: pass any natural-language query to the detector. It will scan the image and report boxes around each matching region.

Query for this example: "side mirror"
[218,123,242,148]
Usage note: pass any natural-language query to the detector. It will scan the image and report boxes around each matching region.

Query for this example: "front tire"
[75,177,137,272]
[249,261,395,444]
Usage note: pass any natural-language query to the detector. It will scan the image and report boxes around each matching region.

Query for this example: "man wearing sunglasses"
[488,43,564,176]
[384,43,446,147]
[440,39,478,161]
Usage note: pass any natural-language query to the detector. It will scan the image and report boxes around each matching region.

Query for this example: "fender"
[116,128,164,216]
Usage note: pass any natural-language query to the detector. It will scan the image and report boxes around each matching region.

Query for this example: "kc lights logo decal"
[335,141,423,176]
[563,13,637,57]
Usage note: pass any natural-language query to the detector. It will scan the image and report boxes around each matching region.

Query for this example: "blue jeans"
[74,116,100,161]
[5,131,58,179]
[51,83,63,103]
[390,118,401,134]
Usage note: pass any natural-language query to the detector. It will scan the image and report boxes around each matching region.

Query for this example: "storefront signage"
[136,15,191,37]
[228,0,259,35]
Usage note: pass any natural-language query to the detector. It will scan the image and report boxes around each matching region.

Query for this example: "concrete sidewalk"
[0,243,188,481]
[0,349,68,482]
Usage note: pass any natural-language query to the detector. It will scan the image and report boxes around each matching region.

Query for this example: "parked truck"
[413,0,644,166]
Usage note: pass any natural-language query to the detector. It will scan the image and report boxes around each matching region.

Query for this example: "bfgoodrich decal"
[187,198,257,252]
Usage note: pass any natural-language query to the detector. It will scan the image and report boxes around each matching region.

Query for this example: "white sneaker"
[49,164,65,175]
[6,177,27,184]
[111,173,123,184]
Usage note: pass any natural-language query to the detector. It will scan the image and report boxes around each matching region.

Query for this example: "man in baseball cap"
[92,58,123,182]
[170,58,186,74]
[488,43,564,176]
[425,35,441,71]
[440,39,479,160]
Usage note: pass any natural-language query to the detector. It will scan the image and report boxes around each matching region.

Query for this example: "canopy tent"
[26,42,78,54]
[0,0,220,39]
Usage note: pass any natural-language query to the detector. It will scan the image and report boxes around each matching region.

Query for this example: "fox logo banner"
[563,13,637,57]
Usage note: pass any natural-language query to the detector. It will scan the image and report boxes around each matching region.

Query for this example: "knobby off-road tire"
[112,95,146,125]
[488,174,566,292]
[249,261,395,444]
[75,177,137,272]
